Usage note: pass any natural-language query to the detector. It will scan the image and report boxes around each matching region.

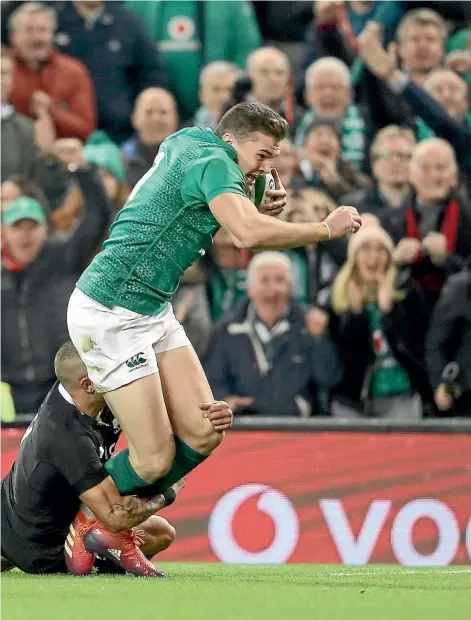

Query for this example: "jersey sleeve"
[182,153,247,204]
[49,433,108,496]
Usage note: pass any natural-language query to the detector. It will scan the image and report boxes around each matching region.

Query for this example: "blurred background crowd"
[1,0,470,422]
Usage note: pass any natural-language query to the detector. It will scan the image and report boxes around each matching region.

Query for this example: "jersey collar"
[58,383,91,420]
[58,382,107,426]
[58,383,75,405]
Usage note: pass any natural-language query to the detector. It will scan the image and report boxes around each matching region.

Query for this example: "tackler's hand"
[200,400,233,432]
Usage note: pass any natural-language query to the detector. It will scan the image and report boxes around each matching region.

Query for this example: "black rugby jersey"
[1,382,120,573]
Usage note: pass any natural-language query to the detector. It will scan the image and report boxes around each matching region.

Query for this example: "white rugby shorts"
[67,288,190,392]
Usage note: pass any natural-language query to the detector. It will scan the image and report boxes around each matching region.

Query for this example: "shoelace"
[77,518,97,537]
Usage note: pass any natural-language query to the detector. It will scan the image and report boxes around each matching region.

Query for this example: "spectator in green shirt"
[126,0,261,121]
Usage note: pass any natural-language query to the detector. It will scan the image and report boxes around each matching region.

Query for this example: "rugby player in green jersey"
[67,102,361,553]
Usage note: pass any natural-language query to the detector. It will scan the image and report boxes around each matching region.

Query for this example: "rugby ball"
[249,172,276,208]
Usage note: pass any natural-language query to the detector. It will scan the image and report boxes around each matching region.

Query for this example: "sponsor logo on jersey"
[125,353,147,371]
[159,16,200,52]
[168,16,195,41]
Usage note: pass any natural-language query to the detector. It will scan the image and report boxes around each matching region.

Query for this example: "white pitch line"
[328,569,471,576]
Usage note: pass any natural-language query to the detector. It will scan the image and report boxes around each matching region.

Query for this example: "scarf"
[406,199,460,292]
[2,248,24,272]
[294,103,366,169]
[366,302,411,398]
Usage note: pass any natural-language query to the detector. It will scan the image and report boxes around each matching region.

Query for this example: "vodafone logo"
[208,489,470,566]
[208,484,299,564]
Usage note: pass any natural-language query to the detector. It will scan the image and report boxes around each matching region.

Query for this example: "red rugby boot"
[65,507,97,576]
[83,525,167,578]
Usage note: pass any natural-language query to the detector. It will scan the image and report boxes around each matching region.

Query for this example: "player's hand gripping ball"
[250,170,287,217]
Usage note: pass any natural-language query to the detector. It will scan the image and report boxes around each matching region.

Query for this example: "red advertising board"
[2,429,470,566]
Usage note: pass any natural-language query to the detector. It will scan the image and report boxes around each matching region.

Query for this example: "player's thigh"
[104,374,175,469]
[137,515,176,557]
[156,345,218,452]
[68,289,175,466]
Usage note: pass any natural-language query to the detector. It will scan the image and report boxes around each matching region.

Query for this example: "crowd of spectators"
[1,0,471,421]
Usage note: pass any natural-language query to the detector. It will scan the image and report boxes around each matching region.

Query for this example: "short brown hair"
[397,9,447,42]
[215,102,288,143]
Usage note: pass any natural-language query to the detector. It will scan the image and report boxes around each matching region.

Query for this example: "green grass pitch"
[3,564,470,620]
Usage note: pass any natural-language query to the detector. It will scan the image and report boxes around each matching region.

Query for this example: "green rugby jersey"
[77,127,247,315]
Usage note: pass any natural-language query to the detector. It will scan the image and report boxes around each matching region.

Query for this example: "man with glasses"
[341,125,416,215]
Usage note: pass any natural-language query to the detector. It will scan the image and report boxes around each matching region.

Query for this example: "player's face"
[227,132,280,189]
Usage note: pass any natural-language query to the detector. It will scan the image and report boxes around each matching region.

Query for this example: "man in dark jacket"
[1,159,111,415]
[1,45,39,181]
[341,125,415,215]
[426,261,471,417]
[357,22,471,176]
[204,251,343,417]
[121,87,179,189]
[55,1,167,143]
[380,139,471,312]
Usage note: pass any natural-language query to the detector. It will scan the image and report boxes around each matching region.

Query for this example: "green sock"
[104,448,154,495]
[135,435,208,498]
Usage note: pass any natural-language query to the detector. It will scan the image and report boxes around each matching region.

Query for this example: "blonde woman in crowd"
[329,222,431,419]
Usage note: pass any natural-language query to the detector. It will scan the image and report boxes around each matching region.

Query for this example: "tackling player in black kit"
[1,342,232,577]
